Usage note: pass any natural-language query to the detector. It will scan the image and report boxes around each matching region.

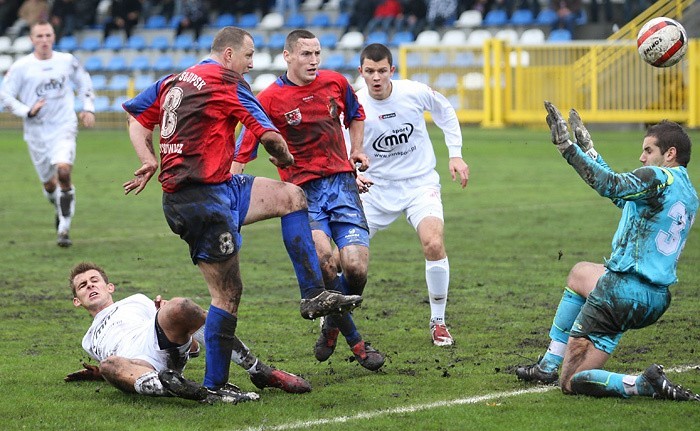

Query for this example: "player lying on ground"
[67,262,311,404]
[515,102,699,401]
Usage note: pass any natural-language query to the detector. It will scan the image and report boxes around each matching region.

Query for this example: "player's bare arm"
[27,98,45,117]
[124,115,158,195]
[260,130,294,168]
[348,119,369,171]
[449,157,469,189]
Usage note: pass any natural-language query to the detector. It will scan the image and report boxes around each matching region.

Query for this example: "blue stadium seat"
[153,55,174,72]
[197,34,214,50]
[389,31,414,47]
[427,52,448,68]
[410,72,431,85]
[251,32,266,49]
[104,35,124,51]
[510,9,534,26]
[93,95,111,112]
[79,35,101,52]
[57,35,78,52]
[483,9,508,26]
[129,55,151,72]
[169,15,183,29]
[310,13,331,28]
[548,29,572,42]
[110,95,130,112]
[177,54,199,69]
[105,55,128,72]
[334,12,349,28]
[90,74,107,91]
[107,74,130,92]
[126,34,146,50]
[134,74,154,91]
[267,32,286,50]
[145,15,168,29]
[83,55,103,72]
[434,72,458,90]
[344,52,360,69]
[323,52,345,70]
[452,52,476,67]
[536,9,558,26]
[238,13,258,28]
[150,35,171,51]
[406,52,422,68]
[173,33,195,51]
[214,14,235,27]
[365,31,389,46]
[319,33,338,50]
[286,13,306,28]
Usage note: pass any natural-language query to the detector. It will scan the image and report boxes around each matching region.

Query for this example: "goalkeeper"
[516,102,699,401]
[66,262,312,404]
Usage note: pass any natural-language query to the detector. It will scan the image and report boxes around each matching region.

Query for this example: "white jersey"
[356,79,462,182]
[0,51,94,142]
[82,294,161,366]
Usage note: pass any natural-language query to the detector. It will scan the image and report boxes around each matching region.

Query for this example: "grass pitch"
[1,125,698,430]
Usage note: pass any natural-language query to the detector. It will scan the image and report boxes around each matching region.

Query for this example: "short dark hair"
[69,262,108,297]
[211,26,252,54]
[285,29,316,52]
[360,43,393,67]
[646,120,692,167]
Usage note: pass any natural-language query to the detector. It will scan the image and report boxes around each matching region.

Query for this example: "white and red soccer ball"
[637,17,687,68]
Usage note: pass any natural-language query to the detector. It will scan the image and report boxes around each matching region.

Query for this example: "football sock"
[280,210,325,299]
[193,325,258,370]
[135,371,167,396]
[42,187,58,205]
[330,313,361,347]
[426,257,449,324]
[203,305,237,390]
[570,369,630,398]
[634,373,656,397]
[57,186,75,233]
[541,288,585,371]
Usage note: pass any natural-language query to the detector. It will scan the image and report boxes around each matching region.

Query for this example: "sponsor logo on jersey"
[35,76,66,97]
[379,113,396,120]
[284,108,302,126]
[372,123,414,152]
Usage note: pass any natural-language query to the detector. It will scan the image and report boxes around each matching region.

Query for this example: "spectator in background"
[589,0,612,23]
[397,0,426,37]
[16,0,49,35]
[344,0,380,34]
[74,0,99,30]
[426,0,457,30]
[275,0,299,17]
[0,0,19,36]
[175,0,208,41]
[552,0,584,35]
[365,0,402,35]
[103,0,142,40]
[50,0,77,40]
[142,0,176,22]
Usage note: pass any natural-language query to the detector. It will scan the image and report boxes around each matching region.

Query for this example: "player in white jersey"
[354,43,469,346]
[68,262,312,404]
[0,21,95,247]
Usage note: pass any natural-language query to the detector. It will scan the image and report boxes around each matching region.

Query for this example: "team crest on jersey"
[284,108,302,126]
[327,97,339,119]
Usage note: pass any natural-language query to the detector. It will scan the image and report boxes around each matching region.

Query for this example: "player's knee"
[286,184,308,212]
[341,262,368,291]
[422,239,445,261]
[167,297,205,325]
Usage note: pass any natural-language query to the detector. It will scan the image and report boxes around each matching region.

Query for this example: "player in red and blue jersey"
[235,29,385,371]
[121,27,363,397]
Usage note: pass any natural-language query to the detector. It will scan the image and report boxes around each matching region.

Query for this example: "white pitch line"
[241,365,700,431]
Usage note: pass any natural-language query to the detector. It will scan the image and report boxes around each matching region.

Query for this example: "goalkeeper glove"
[544,101,573,154]
[568,109,598,159]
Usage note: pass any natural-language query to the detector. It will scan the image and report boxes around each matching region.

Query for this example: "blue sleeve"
[235,81,278,132]
[342,84,363,129]
[122,75,170,116]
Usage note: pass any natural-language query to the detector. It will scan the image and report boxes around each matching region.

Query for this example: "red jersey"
[123,59,278,193]
[235,70,365,186]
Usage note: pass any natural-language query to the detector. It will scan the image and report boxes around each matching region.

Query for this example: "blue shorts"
[570,270,671,354]
[300,172,369,249]
[162,175,254,264]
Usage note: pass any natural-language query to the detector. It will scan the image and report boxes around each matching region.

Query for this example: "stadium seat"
[57,35,78,52]
[389,31,414,47]
[433,72,458,90]
[251,73,278,92]
[454,10,482,28]
[466,29,492,46]
[197,34,215,50]
[149,34,171,51]
[153,55,175,72]
[90,74,107,91]
[510,9,534,26]
[509,50,530,67]
[286,13,306,28]
[110,95,130,112]
[129,55,151,72]
[0,54,13,72]
[11,35,33,54]
[310,13,331,28]
[483,9,508,26]
[83,55,104,72]
[441,29,467,45]
[251,32,266,49]
[238,13,259,28]
[333,12,350,28]
[107,74,130,92]
[267,32,286,50]
[105,55,128,72]
[344,52,360,69]
[177,54,199,69]
[536,9,558,26]
[463,72,485,89]
[406,52,422,68]
[414,30,441,45]
[427,52,448,68]
[519,28,546,44]
[173,34,195,51]
[259,13,284,31]
[78,35,101,52]
[0,36,11,52]
[169,15,183,29]
[214,14,236,27]
[410,72,431,85]
[126,34,147,51]
[319,33,338,50]
[103,35,124,51]
[144,14,168,29]
[548,29,572,42]
[452,52,476,67]
[134,74,155,91]
[253,52,272,70]
[93,95,111,112]
[322,52,345,70]
[272,53,287,70]
[365,31,389,46]
[337,31,364,50]
[494,28,519,45]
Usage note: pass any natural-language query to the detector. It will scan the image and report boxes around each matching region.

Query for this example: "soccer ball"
[637,17,687,68]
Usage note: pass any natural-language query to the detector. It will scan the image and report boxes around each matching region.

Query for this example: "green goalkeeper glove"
[568,109,598,159]
[544,101,572,154]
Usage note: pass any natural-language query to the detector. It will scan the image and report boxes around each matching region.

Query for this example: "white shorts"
[115,317,178,372]
[26,128,77,183]
[361,170,443,238]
